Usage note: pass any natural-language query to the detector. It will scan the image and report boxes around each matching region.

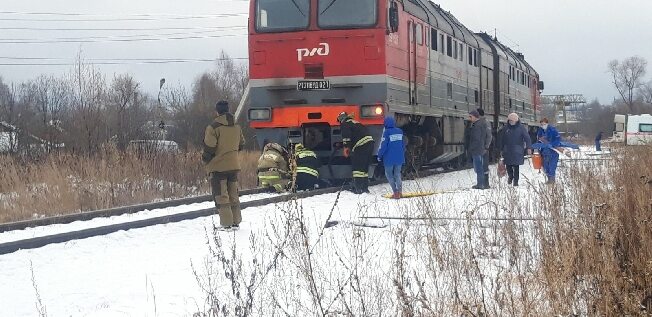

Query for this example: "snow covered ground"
[0,152,611,316]
[0,192,281,244]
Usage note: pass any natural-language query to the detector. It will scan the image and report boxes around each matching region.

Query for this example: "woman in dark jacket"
[499,113,532,186]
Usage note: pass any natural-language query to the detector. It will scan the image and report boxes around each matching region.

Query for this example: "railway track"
[0,166,464,255]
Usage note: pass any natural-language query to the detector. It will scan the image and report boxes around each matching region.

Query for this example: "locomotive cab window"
[446,36,452,57]
[256,0,310,32]
[416,24,423,45]
[318,0,377,29]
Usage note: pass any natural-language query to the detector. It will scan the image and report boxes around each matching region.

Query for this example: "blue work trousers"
[543,150,559,177]
[472,155,485,187]
[384,165,403,194]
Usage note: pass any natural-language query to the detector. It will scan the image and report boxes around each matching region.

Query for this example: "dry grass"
[0,146,260,223]
[535,145,652,315]
[192,145,652,316]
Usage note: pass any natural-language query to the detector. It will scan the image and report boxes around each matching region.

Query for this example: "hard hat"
[264,142,285,154]
[337,112,350,123]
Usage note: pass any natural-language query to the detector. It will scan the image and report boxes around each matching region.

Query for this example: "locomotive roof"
[401,0,492,53]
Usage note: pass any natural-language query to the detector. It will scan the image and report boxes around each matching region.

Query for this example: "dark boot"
[362,178,370,193]
[546,176,555,184]
[507,177,513,185]
[352,178,364,194]
[513,179,519,186]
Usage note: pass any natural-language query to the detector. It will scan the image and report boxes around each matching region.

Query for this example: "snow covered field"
[0,152,616,316]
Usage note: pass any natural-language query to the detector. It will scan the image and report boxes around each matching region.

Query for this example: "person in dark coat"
[468,110,490,189]
[377,116,405,199]
[338,112,374,194]
[595,131,603,151]
[477,108,492,188]
[499,113,532,186]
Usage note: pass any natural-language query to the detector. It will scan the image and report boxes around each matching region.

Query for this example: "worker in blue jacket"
[537,118,561,184]
[377,116,405,199]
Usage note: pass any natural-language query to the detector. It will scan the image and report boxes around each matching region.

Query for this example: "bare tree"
[608,56,647,110]
[167,51,248,149]
[0,76,10,121]
[638,79,652,105]
[107,74,150,149]
[65,53,107,154]
[23,75,71,152]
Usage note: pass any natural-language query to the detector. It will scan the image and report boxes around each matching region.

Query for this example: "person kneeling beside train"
[257,142,291,192]
[294,143,322,191]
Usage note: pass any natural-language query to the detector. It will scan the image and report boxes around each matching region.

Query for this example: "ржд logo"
[296,43,330,61]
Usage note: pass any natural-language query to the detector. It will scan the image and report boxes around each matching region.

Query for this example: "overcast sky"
[1,0,651,104]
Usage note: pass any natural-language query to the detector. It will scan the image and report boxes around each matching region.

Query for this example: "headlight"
[248,108,271,121]
[360,104,384,118]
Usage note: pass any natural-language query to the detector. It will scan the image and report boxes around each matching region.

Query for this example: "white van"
[613,114,652,145]
[128,140,179,154]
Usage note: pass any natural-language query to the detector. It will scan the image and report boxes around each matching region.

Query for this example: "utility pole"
[157,78,166,140]
[541,94,586,138]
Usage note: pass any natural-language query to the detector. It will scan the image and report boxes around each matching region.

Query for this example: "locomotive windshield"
[318,0,377,28]
[255,0,310,32]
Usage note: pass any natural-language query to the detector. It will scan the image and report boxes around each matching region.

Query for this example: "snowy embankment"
[0,192,280,244]
[0,151,614,316]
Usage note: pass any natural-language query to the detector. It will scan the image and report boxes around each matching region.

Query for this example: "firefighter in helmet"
[257,142,290,192]
[294,143,321,191]
[337,112,374,194]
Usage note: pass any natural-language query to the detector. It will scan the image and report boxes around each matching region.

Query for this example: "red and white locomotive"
[246,0,543,179]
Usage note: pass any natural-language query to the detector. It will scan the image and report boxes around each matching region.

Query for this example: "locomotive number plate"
[297,80,330,91]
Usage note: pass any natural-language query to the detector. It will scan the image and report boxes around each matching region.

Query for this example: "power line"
[0,57,249,66]
[0,33,246,44]
[0,26,245,31]
[0,28,246,42]
[0,57,249,62]
[0,8,248,17]
[0,12,248,22]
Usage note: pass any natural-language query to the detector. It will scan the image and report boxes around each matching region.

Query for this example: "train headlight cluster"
[248,109,271,121]
[360,104,384,118]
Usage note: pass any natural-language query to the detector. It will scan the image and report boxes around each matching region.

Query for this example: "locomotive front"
[247,0,388,179]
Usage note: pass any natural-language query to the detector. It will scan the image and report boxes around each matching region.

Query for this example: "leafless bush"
[193,146,651,316]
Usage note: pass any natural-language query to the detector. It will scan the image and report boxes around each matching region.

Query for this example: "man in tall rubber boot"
[203,100,245,231]
[257,142,290,193]
[338,112,374,194]
[537,117,561,184]
[294,143,321,191]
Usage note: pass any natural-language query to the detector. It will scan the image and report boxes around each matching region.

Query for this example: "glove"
[343,147,350,158]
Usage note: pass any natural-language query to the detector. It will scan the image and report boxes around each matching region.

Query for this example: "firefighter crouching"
[338,112,374,194]
[294,143,321,191]
[257,143,291,192]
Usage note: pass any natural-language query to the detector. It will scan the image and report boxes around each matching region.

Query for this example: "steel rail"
[0,165,465,255]
[0,187,269,233]
[0,185,346,255]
